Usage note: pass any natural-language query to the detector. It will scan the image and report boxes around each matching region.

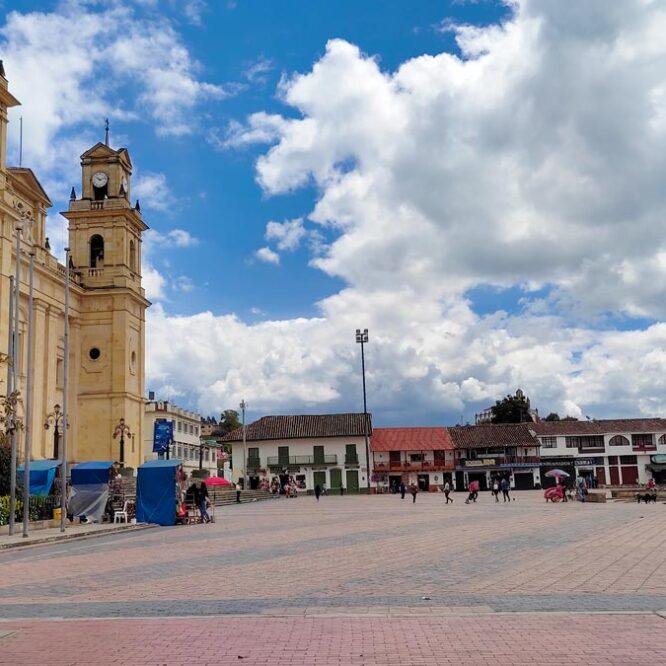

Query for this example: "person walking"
[409,482,418,503]
[314,484,322,502]
[501,477,511,502]
[492,478,500,503]
[235,482,242,503]
[443,480,453,504]
[576,476,587,503]
[399,481,406,500]
[199,481,211,523]
[465,479,479,504]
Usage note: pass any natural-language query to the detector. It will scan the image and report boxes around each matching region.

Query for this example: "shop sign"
[574,457,604,466]
[540,457,574,465]
[464,458,496,467]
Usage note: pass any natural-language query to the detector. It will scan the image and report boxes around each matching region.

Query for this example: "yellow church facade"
[0,64,149,470]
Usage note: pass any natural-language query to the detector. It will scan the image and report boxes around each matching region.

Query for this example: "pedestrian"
[443,480,453,504]
[576,476,587,502]
[399,481,406,500]
[492,478,500,503]
[501,477,511,502]
[198,481,211,523]
[465,479,479,504]
[409,482,418,503]
[315,484,321,501]
[235,482,242,503]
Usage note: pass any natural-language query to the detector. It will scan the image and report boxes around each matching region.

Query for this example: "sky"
[3,0,666,426]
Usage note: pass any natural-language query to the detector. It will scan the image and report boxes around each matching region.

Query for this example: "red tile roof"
[220,413,372,442]
[371,427,454,452]
[448,424,538,449]
[533,418,666,436]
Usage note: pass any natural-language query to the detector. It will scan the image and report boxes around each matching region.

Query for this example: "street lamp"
[113,418,132,466]
[355,328,370,493]
[240,399,247,490]
[44,404,65,459]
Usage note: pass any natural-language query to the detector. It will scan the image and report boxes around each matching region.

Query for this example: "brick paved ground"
[1,492,666,664]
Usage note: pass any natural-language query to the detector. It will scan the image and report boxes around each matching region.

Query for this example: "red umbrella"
[206,477,232,486]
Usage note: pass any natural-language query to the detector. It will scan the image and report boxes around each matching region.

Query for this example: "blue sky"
[3,0,666,425]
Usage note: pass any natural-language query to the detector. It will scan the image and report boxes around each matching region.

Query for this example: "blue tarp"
[136,459,183,526]
[17,460,61,496]
[71,461,114,486]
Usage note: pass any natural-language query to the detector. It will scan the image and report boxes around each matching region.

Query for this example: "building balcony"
[345,454,359,465]
[266,454,338,467]
[373,461,454,473]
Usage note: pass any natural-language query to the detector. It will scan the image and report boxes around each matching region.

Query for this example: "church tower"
[62,140,149,469]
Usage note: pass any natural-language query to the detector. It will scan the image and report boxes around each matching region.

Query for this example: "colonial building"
[449,424,541,490]
[144,399,217,476]
[222,413,372,493]
[0,64,148,469]
[371,427,455,492]
[533,418,666,487]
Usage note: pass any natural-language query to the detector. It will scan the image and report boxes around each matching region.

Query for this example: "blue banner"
[153,419,173,453]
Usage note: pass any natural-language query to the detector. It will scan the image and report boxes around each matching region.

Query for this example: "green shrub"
[0,496,22,526]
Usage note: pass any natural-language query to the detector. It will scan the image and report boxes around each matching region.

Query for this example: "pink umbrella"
[206,477,232,486]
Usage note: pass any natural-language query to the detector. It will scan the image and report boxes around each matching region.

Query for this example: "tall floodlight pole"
[22,250,34,538]
[240,400,247,489]
[60,247,71,533]
[9,224,22,536]
[355,328,370,494]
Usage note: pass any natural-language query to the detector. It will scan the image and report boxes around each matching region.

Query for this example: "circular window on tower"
[89,347,101,361]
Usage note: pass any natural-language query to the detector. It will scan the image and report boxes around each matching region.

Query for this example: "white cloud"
[133,172,175,211]
[242,56,273,85]
[265,217,306,251]
[0,1,226,171]
[255,247,280,265]
[150,0,666,421]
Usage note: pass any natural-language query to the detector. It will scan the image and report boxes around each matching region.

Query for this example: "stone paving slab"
[1,614,666,665]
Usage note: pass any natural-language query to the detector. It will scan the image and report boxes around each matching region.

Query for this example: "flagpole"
[9,224,22,536]
[22,250,34,538]
[60,247,70,533]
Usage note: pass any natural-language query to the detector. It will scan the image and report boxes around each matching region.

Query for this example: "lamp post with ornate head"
[113,418,132,467]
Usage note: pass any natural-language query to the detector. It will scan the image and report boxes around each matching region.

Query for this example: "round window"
[89,347,101,360]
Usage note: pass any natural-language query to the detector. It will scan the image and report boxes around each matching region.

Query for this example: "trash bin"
[53,507,62,521]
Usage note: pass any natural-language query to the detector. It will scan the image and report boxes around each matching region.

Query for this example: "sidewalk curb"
[0,523,157,551]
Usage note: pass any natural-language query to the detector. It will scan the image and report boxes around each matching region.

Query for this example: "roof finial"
[0,60,5,78]
[104,118,109,146]
[70,187,76,200]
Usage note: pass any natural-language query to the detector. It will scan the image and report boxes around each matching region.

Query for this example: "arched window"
[609,435,630,447]
[90,234,104,268]
[129,239,136,272]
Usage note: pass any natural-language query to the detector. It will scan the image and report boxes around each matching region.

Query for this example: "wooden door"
[329,468,342,493]
[346,470,359,493]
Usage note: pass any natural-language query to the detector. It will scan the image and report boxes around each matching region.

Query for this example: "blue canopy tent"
[68,461,115,522]
[17,460,61,496]
[136,459,183,526]
[71,461,114,485]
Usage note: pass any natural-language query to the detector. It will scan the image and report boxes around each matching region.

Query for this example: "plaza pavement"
[1,491,665,664]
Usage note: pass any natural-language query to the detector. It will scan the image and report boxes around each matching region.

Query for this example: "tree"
[545,412,560,421]
[561,415,579,421]
[491,391,532,424]
[217,409,242,435]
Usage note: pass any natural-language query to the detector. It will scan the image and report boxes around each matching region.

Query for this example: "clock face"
[121,175,128,192]
[92,171,108,188]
